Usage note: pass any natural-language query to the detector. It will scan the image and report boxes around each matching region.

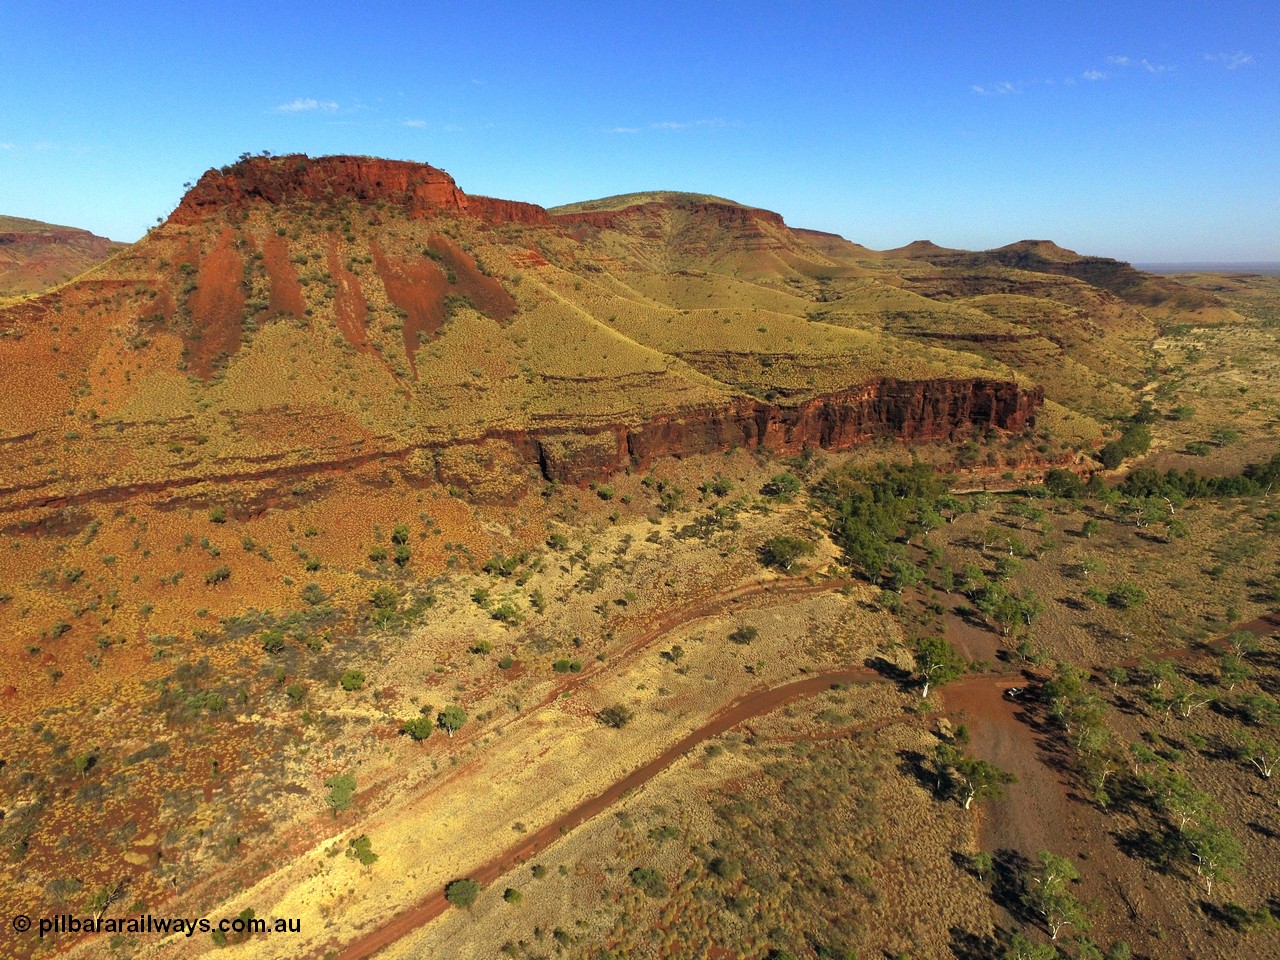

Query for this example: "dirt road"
[333,667,885,960]
[332,606,1280,958]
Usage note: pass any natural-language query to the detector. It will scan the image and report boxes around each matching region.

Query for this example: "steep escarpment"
[0,377,1040,513]
[172,154,551,226]
[529,378,1041,484]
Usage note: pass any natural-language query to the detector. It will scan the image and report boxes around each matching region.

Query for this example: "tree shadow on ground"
[948,925,1003,960]
[1113,823,1183,875]
[896,748,943,798]
[864,655,912,688]
[991,848,1033,923]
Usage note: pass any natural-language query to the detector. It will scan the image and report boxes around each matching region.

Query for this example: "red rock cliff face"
[171,155,551,226]
[528,378,1042,484]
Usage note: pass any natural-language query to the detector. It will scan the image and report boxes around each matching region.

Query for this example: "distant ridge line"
[1136,261,1280,276]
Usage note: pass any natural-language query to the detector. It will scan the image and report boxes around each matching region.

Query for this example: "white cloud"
[971,81,1020,96]
[1082,70,1106,81]
[608,126,640,134]
[1107,55,1171,73]
[0,142,12,150]
[1206,51,1254,69]
[276,98,339,113]
[650,118,732,130]
[403,119,429,128]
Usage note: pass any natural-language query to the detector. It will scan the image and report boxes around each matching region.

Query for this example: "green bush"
[339,670,365,692]
[400,716,434,741]
[445,878,481,908]
[759,535,814,572]
[437,705,467,736]
[1098,423,1152,469]
[1106,582,1146,609]
[325,774,356,813]
[597,704,634,728]
[628,866,668,898]
[761,472,801,501]
[346,835,377,866]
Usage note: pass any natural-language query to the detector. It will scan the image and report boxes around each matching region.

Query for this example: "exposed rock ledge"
[522,377,1042,484]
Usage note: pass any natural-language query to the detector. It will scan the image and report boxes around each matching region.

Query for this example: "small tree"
[1022,851,1088,940]
[628,866,668,898]
[912,636,965,698]
[761,472,801,501]
[87,880,125,922]
[1172,681,1214,719]
[1186,821,1243,897]
[759,535,814,572]
[1219,652,1251,691]
[1236,733,1279,779]
[1148,770,1214,833]
[597,704,635,728]
[936,744,1016,809]
[1228,631,1260,657]
[325,774,357,816]
[1106,582,1146,610]
[260,628,286,654]
[438,705,467,738]
[73,752,96,779]
[400,716,434,741]
[444,878,481,908]
[346,835,377,866]
[1002,932,1058,960]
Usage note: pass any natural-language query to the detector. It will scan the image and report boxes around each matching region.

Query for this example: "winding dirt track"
[331,599,1280,960]
[335,667,885,960]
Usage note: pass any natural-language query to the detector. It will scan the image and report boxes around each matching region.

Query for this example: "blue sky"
[1,0,1275,261]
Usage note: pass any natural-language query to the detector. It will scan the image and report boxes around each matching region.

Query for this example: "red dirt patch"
[326,245,370,350]
[368,241,447,373]
[425,233,516,323]
[186,227,245,377]
[261,233,307,317]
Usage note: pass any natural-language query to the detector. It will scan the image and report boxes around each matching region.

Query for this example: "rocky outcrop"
[0,378,1041,515]
[171,154,552,226]
[528,377,1041,484]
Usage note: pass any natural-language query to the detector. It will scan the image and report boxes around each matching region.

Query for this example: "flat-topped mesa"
[552,193,787,233]
[170,154,551,226]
